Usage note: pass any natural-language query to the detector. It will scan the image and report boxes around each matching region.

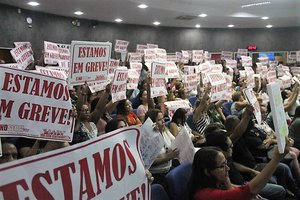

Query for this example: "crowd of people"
[1,54,300,200]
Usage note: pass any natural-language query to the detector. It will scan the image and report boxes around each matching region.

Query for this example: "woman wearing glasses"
[189,139,291,200]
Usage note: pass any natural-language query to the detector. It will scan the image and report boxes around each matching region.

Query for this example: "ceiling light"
[228,24,235,28]
[198,13,207,18]
[115,18,123,23]
[138,4,148,9]
[195,24,201,28]
[74,11,84,16]
[153,21,160,25]
[241,1,271,8]
[261,16,269,20]
[266,24,273,28]
[27,1,39,6]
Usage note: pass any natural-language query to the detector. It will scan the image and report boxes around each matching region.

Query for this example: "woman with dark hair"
[189,141,291,200]
[105,118,128,133]
[144,109,179,185]
[289,106,300,150]
[116,99,142,126]
[136,89,148,122]
[169,108,203,144]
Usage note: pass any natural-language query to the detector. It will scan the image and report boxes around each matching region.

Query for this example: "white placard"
[35,66,67,80]
[267,83,288,153]
[144,49,157,63]
[221,51,233,60]
[166,62,180,79]
[245,67,255,88]
[183,74,198,91]
[211,64,223,73]
[151,62,166,79]
[0,63,22,69]
[192,50,204,63]
[10,43,34,70]
[68,41,111,86]
[127,69,140,90]
[164,100,191,119]
[147,44,158,49]
[167,55,178,62]
[136,44,148,54]
[150,78,167,98]
[0,66,74,141]
[44,41,60,65]
[111,68,128,103]
[128,53,142,63]
[181,51,189,64]
[114,39,129,53]
[237,48,248,56]
[243,88,262,125]
[0,127,150,199]
[267,70,277,83]
[241,56,252,67]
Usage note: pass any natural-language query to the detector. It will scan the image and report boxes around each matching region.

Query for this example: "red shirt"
[194,185,252,200]
[117,112,139,126]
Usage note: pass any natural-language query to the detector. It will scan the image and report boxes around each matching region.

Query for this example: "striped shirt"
[193,113,210,134]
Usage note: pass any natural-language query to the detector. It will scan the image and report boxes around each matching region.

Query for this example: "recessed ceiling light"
[27,1,39,6]
[241,1,271,8]
[74,11,84,16]
[138,4,148,9]
[228,24,235,28]
[261,16,269,20]
[153,21,160,25]
[195,24,201,28]
[266,24,273,28]
[115,18,123,23]
[198,13,207,18]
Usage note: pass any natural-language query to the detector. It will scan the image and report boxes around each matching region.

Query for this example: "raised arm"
[193,85,210,121]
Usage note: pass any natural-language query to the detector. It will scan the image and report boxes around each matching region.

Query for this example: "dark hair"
[116,99,129,115]
[137,89,147,106]
[171,108,187,126]
[224,116,240,132]
[281,90,289,101]
[177,88,186,99]
[144,109,162,123]
[203,123,226,137]
[188,147,222,199]
[293,106,300,121]
[232,91,242,102]
[105,118,127,133]
[205,131,230,152]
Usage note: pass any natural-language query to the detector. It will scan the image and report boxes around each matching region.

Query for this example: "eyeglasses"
[214,160,228,169]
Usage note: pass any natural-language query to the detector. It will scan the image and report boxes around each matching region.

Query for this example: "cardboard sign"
[164,100,191,119]
[150,78,167,98]
[114,39,129,53]
[207,73,227,102]
[147,44,158,49]
[0,127,150,200]
[44,41,60,65]
[68,41,111,86]
[243,88,262,125]
[111,68,128,103]
[0,66,74,141]
[166,62,180,79]
[35,66,67,80]
[225,59,237,69]
[0,63,22,69]
[241,56,252,67]
[267,70,277,83]
[221,51,233,60]
[130,62,142,74]
[151,62,166,79]
[87,80,110,93]
[10,44,34,70]
[181,51,189,64]
[136,44,147,55]
[237,49,248,57]
[211,64,223,73]
[167,55,178,62]
[144,49,157,63]
[267,83,288,153]
[183,74,198,91]
[244,67,255,88]
[128,53,142,63]
[192,50,204,63]
[256,66,268,78]
[127,69,140,90]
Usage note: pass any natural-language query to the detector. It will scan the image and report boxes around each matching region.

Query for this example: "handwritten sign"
[150,78,167,98]
[44,41,60,65]
[151,62,166,79]
[111,68,128,103]
[10,43,34,70]
[127,69,140,90]
[192,50,204,63]
[243,88,262,125]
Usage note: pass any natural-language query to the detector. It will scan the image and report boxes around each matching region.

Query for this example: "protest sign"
[0,63,21,69]
[291,67,300,76]
[151,62,166,79]
[140,118,165,169]
[221,51,233,60]
[144,49,156,63]
[267,83,288,153]
[44,41,60,65]
[167,55,178,62]
[211,64,223,73]
[87,80,110,93]
[256,65,268,78]
[130,62,142,74]
[244,67,255,88]
[129,53,142,63]
[150,78,167,98]
[192,50,204,63]
[166,62,180,79]
[226,59,237,69]
[45,66,70,76]
[204,51,211,61]
[68,41,111,86]
[267,70,277,83]
[171,126,195,164]
[181,51,189,64]
[114,40,129,53]
[0,66,74,141]
[155,48,167,62]
[111,68,128,103]
[277,65,284,77]
[183,74,198,92]
[10,43,34,70]
[127,69,140,90]
[237,49,248,56]
[176,52,182,62]
[0,127,150,200]
[57,43,71,50]
[297,51,300,62]
[243,88,262,125]
[147,44,158,49]
[108,59,121,81]
[164,100,191,119]
[288,54,297,64]
[35,66,67,80]
[207,73,227,102]
[278,75,292,89]
[136,44,147,55]
[241,56,252,67]
[258,56,269,66]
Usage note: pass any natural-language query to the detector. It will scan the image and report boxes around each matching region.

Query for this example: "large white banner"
[0,66,74,141]
[0,127,150,200]
[68,41,111,86]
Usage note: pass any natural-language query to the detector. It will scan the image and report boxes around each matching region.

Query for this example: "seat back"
[188,96,197,108]
[222,101,233,117]
[165,163,192,200]
[151,184,169,200]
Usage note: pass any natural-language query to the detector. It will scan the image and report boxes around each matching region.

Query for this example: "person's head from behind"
[189,147,229,198]
[224,115,240,133]
[105,118,128,133]
[205,130,233,159]
[0,142,18,164]
[177,88,188,100]
[203,123,226,137]
[145,109,165,131]
[171,108,187,126]
[294,106,300,119]
[232,91,243,102]
[117,99,132,115]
